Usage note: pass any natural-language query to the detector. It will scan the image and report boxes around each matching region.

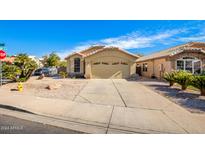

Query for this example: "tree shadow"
[145,82,205,113]
[10,88,18,91]
[129,77,205,113]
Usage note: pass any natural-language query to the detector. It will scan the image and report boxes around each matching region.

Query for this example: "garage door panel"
[91,59,130,79]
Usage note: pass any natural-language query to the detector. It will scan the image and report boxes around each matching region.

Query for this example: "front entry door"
[136,66,141,76]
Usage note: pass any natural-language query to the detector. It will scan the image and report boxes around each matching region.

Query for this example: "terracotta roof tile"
[65,45,139,59]
[136,42,205,62]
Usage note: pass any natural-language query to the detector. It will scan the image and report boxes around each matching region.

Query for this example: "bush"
[14,54,38,81]
[191,75,205,96]
[16,77,27,82]
[174,70,192,90]
[43,53,60,67]
[163,71,177,86]
[59,71,68,78]
[2,63,21,81]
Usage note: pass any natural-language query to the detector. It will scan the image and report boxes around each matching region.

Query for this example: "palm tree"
[191,75,205,96]
[174,70,192,90]
[163,71,177,86]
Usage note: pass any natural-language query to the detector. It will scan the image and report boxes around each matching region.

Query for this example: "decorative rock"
[38,74,45,80]
[128,74,140,80]
[46,83,61,90]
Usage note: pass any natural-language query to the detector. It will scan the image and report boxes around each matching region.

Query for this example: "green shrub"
[16,77,27,82]
[2,63,21,81]
[174,70,192,90]
[163,71,177,86]
[191,75,205,96]
[14,54,37,80]
[2,54,37,83]
[59,71,68,78]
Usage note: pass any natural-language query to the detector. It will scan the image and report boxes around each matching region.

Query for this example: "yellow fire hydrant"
[17,82,23,92]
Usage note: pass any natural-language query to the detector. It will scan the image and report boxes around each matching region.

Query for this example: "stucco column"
[67,60,70,73]
[130,61,136,75]
[152,60,155,77]
[85,61,92,79]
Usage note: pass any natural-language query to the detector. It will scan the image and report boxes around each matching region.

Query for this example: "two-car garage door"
[91,57,130,79]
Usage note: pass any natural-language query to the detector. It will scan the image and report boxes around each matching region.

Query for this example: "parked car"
[34,67,57,77]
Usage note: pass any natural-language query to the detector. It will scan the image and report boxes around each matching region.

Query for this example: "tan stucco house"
[136,42,205,79]
[65,46,139,79]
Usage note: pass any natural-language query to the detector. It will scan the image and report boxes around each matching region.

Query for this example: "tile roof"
[65,45,104,59]
[1,56,15,63]
[79,45,105,56]
[65,45,139,59]
[136,42,205,62]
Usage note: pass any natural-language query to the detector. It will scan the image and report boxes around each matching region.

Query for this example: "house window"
[176,57,201,74]
[74,58,80,72]
[177,60,184,70]
[143,63,148,72]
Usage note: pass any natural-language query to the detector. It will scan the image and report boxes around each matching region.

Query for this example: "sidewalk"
[0,89,205,133]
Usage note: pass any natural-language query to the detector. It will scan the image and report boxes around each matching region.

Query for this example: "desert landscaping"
[1,76,88,101]
[1,76,205,134]
[2,76,205,114]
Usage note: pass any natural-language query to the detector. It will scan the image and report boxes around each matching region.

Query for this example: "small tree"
[163,71,177,86]
[174,70,192,90]
[191,75,205,96]
[44,53,60,67]
[59,60,67,67]
[14,54,38,81]
[2,63,21,81]
[59,71,68,78]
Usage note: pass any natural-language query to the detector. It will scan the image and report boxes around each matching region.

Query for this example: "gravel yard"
[2,76,205,114]
[1,77,88,101]
[136,77,205,114]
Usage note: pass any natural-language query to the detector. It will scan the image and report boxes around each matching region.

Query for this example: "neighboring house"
[136,42,205,79]
[29,56,43,68]
[65,46,139,79]
[1,56,15,64]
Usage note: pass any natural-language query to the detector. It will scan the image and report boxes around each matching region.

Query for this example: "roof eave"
[136,55,169,63]
[64,52,84,60]
[84,47,139,59]
[136,48,205,63]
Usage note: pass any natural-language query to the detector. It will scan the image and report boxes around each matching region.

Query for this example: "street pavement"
[0,79,205,133]
[0,114,82,134]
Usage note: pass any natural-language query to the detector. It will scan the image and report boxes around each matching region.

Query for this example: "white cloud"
[57,28,186,59]
[57,44,91,59]
[178,35,205,42]
[99,29,183,49]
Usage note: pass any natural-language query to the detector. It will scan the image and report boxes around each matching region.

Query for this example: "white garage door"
[91,61,130,79]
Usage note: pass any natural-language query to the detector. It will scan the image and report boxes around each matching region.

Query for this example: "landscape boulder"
[46,83,61,90]
[128,74,140,80]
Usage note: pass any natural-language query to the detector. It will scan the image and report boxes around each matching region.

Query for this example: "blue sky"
[1,20,205,59]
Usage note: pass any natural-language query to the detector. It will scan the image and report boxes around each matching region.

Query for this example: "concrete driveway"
[75,79,182,111]
[74,79,205,133]
[1,79,205,133]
